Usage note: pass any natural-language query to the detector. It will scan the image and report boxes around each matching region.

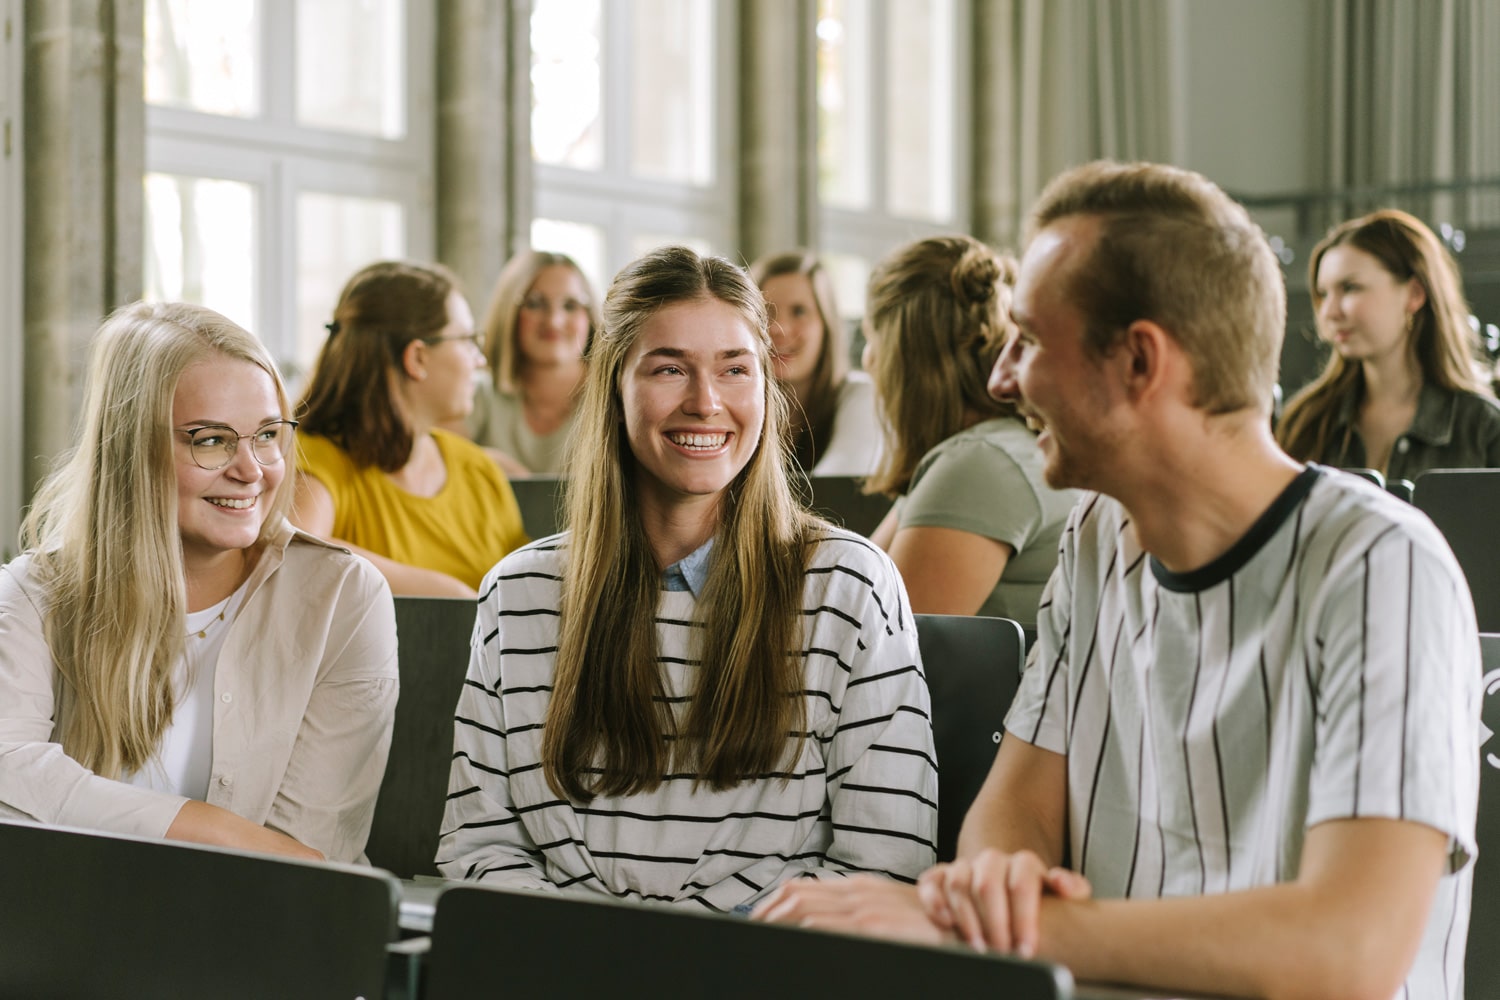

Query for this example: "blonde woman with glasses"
[0,302,398,862]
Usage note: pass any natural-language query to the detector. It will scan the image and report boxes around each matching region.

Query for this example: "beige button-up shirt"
[0,522,398,863]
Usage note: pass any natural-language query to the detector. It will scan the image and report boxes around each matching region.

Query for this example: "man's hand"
[917,849,1092,957]
[750,874,957,946]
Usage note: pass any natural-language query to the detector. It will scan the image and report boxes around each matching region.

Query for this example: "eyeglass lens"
[187,421,296,470]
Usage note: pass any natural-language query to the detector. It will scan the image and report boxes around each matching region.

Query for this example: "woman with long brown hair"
[1277,209,1500,477]
[748,250,881,475]
[437,246,936,909]
[293,260,528,596]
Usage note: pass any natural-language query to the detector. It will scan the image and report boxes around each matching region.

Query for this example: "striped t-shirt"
[1007,465,1479,999]
[437,528,939,911]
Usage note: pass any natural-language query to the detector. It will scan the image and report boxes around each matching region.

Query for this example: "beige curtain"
[973,0,1179,250]
[1317,0,1500,228]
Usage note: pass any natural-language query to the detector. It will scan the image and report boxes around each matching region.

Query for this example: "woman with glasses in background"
[0,302,397,861]
[293,260,528,597]
[451,250,600,478]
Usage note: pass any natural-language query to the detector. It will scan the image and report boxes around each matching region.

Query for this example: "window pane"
[144,174,258,332]
[145,0,259,117]
[824,252,871,321]
[629,0,712,185]
[296,193,405,378]
[296,0,406,138]
[885,0,955,221]
[817,0,870,210]
[531,219,608,299]
[629,234,713,264]
[532,0,604,170]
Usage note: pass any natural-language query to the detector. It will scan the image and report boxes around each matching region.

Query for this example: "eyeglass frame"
[421,331,485,350]
[173,419,300,472]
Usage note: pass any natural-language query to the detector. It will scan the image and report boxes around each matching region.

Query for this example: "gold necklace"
[188,607,228,640]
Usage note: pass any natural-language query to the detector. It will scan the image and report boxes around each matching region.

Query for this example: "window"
[1,0,21,558]
[143,0,433,384]
[530,0,737,293]
[816,0,969,316]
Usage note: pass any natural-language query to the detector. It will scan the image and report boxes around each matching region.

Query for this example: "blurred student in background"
[1277,208,1500,477]
[861,235,1077,625]
[749,250,882,477]
[293,260,527,597]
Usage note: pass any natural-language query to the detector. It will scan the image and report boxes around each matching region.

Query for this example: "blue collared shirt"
[661,538,714,597]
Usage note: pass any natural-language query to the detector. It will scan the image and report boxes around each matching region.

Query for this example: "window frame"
[144,0,436,379]
[531,0,740,284]
[817,0,972,316]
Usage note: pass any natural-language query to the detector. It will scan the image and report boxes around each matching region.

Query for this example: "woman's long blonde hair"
[545,245,822,802]
[21,302,294,778]
[863,235,1017,496]
[748,250,849,473]
[1277,208,1491,462]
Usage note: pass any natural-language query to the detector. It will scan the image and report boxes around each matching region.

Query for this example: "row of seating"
[6,625,1499,998]
[367,599,1024,879]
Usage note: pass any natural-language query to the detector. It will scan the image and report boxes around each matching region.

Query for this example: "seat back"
[1468,634,1500,994]
[365,595,476,879]
[425,885,1073,999]
[509,475,564,539]
[1386,478,1415,503]
[806,474,894,537]
[0,821,399,1000]
[916,613,1025,862]
[1414,469,1500,631]
[1342,467,1386,487]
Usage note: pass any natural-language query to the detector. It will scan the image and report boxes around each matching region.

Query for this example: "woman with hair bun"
[1276,208,1500,477]
[0,302,397,862]
[438,246,936,909]
[863,235,1077,626]
[293,260,528,597]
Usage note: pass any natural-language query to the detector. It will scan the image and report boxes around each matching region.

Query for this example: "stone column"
[436,0,528,308]
[23,0,143,494]
[738,0,818,263]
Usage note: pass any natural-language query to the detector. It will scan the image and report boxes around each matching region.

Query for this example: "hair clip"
[325,320,341,336]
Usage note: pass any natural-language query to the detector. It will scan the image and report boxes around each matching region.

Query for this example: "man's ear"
[1118,319,1174,402]
[400,339,428,381]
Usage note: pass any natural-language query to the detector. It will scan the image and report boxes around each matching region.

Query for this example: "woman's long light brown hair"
[543,245,823,802]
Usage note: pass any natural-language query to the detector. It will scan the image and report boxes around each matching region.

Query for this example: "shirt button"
[1396,438,1410,454]
[219,775,233,787]
[220,692,233,704]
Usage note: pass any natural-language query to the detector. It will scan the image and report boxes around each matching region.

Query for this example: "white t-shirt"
[126,583,247,799]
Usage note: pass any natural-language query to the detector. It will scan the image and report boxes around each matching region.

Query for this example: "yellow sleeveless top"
[296,430,528,590]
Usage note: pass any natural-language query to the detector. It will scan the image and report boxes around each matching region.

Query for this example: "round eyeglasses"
[176,420,299,471]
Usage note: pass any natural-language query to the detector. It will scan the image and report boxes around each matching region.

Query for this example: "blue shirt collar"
[661,538,715,596]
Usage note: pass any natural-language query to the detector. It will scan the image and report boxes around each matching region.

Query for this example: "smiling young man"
[754,162,1480,1000]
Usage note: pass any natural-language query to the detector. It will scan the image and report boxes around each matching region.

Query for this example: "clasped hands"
[751,849,1092,959]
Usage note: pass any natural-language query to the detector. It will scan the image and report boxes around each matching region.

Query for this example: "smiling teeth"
[209,497,256,509]
[669,432,727,450]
